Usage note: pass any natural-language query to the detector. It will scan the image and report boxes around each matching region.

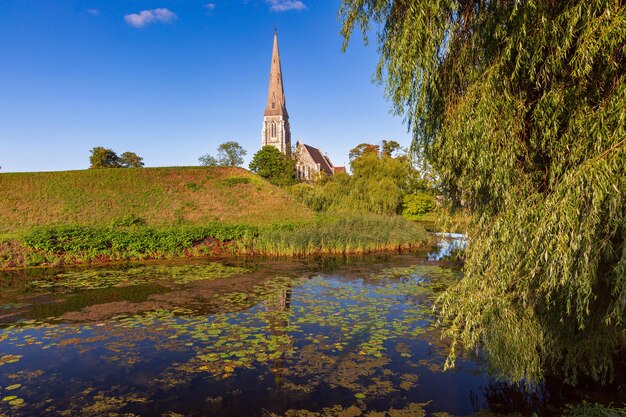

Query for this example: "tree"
[381,140,401,158]
[199,141,247,167]
[217,141,246,167]
[198,154,218,167]
[89,147,120,169]
[348,143,379,161]
[341,0,625,385]
[89,147,144,169]
[249,146,296,186]
[119,152,144,168]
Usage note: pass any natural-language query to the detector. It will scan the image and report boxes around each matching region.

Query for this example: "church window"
[271,122,276,138]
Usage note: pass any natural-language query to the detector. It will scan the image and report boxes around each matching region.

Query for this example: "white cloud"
[124,8,177,28]
[87,9,100,16]
[265,0,307,12]
[203,3,217,10]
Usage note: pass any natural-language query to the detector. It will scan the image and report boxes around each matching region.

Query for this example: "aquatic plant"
[27,263,249,292]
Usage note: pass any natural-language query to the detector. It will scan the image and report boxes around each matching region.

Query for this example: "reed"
[244,214,428,256]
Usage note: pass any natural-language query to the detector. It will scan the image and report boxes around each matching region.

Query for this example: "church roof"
[303,144,334,175]
[264,29,288,118]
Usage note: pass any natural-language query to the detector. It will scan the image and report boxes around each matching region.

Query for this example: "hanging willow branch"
[340,0,626,384]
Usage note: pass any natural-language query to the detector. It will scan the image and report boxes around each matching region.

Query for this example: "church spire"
[262,28,291,156]
[264,28,288,117]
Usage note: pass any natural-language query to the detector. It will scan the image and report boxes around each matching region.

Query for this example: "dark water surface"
[0,237,619,416]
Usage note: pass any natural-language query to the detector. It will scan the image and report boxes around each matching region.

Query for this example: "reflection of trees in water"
[477,378,598,416]
[478,381,545,415]
[264,286,293,404]
[478,371,626,415]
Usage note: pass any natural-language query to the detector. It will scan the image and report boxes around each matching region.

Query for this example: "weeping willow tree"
[340,0,625,384]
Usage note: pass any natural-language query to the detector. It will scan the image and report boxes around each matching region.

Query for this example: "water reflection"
[0,248,619,416]
[428,233,467,261]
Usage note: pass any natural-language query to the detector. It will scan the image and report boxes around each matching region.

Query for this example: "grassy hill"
[0,167,313,235]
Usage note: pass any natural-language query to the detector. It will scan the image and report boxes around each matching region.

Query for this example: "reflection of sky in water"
[0,259,488,416]
[428,233,467,261]
[0,254,611,416]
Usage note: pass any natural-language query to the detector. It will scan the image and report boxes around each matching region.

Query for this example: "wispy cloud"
[265,0,307,12]
[124,8,177,28]
[86,9,100,16]
[203,3,217,10]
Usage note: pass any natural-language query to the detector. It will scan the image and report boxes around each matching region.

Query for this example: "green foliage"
[22,224,259,257]
[14,215,425,265]
[118,151,144,168]
[348,143,379,161]
[291,144,424,216]
[89,147,120,169]
[217,141,247,167]
[198,154,218,167]
[89,147,144,169]
[341,0,626,384]
[381,140,401,157]
[109,214,146,228]
[245,214,427,256]
[249,145,297,186]
[562,402,626,417]
[401,193,436,221]
[199,141,247,167]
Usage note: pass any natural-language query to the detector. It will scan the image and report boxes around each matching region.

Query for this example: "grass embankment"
[0,166,311,232]
[0,167,428,268]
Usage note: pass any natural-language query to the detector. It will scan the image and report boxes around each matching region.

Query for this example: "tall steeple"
[262,28,291,156]
[265,28,288,117]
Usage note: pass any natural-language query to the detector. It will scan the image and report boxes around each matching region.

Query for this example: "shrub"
[22,224,259,257]
[402,193,437,220]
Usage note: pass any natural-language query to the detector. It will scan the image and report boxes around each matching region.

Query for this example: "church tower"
[262,29,291,156]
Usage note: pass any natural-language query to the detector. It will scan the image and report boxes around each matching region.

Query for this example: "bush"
[402,193,437,220]
[22,224,259,257]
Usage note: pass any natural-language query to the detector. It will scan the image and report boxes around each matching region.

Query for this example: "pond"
[0,236,617,416]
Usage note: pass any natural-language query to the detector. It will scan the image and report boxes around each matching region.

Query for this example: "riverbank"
[0,214,429,269]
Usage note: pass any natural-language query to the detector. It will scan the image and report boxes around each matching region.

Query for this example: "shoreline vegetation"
[0,166,441,270]
[0,214,430,270]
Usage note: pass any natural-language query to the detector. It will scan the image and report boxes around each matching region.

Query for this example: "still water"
[0,237,615,416]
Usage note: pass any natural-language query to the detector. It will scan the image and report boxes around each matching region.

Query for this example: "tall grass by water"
[1,215,428,268]
[244,214,428,256]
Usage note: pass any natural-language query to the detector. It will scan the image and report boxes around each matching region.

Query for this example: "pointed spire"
[264,28,288,117]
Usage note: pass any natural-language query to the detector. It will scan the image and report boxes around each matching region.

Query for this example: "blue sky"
[0,0,411,172]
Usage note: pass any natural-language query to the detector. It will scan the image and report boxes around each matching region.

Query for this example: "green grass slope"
[0,167,313,234]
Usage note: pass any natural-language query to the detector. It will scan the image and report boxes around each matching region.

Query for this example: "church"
[261,30,345,181]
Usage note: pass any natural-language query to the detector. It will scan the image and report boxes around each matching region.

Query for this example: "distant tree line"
[89,147,144,169]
